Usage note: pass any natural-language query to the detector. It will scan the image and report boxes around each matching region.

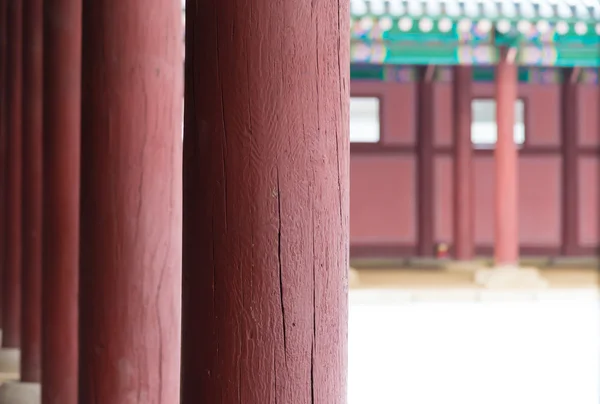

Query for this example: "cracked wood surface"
[78,0,183,402]
[182,0,350,402]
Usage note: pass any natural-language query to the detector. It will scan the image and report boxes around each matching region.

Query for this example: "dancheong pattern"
[350,0,600,66]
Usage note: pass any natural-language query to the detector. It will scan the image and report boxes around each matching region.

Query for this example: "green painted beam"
[349,2,600,67]
[349,65,598,84]
[351,39,600,67]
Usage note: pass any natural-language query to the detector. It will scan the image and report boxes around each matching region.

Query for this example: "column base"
[349,267,360,288]
[474,265,549,289]
[0,349,19,376]
[0,382,40,404]
[444,260,486,272]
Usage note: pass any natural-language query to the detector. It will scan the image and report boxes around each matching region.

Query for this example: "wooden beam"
[425,64,435,83]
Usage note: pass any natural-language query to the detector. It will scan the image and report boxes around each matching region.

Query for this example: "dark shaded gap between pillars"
[21,0,44,383]
[181,0,350,402]
[42,0,82,400]
[3,0,23,350]
[78,0,183,402]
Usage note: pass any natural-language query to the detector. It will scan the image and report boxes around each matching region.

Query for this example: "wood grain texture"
[79,0,183,401]
[21,0,43,383]
[3,0,23,349]
[42,0,81,400]
[182,0,350,402]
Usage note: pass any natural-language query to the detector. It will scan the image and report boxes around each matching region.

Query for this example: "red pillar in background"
[79,0,183,401]
[181,0,349,402]
[494,48,519,266]
[0,0,8,332]
[3,0,23,350]
[21,0,43,383]
[561,68,579,256]
[417,66,435,256]
[453,66,474,261]
[42,0,81,400]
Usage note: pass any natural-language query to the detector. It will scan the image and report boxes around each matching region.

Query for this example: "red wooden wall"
[350,77,598,258]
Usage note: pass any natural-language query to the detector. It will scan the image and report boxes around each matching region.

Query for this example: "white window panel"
[471,99,525,147]
[350,97,381,143]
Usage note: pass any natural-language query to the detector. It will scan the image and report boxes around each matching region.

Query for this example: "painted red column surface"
[78,0,183,402]
[42,0,81,400]
[3,0,23,349]
[453,66,474,261]
[494,48,519,266]
[182,0,349,402]
[560,68,579,256]
[21,0,43,383]
[0,0,8,330]
[417,66,435,257]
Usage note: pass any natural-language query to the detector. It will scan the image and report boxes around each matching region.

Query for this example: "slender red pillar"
[453,65,474,260]
[3,0,23,349]
[561,68,579,256]
[417,66,435,256]
[21,0,43,383]
[0,0,8,330]
[42,0,81,400]
[79,0,183,401]
[494,48,519,266]
[182,0,349,402]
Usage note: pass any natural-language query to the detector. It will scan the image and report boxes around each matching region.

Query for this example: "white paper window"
[350,97,380,143]
[471,99,525,148]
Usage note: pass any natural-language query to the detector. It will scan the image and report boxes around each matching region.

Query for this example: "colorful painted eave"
[350,0,600,66]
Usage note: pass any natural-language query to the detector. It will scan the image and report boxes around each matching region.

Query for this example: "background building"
[349,0,600,262]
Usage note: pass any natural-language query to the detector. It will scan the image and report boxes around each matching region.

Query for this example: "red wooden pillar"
[21,0,43,383]
[561,68,579,256]
[417,66,435,257]
[3,0,23,351]
[182,0,349,401]
[78,0,183,401]
[42,0,81,401]
[494,48,519,266]
[453,66,474,260]
[0,0,8,332]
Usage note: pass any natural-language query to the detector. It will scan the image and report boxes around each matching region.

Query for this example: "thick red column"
[494,48,519,266]
[21,0,43,383]
[182,0,349,402]
[42,0,81,400]
[79,0,183,402]
[3,0,23,350]
[453,66,474,260]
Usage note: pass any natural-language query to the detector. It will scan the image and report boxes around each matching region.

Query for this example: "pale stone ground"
[348,267,600,404]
